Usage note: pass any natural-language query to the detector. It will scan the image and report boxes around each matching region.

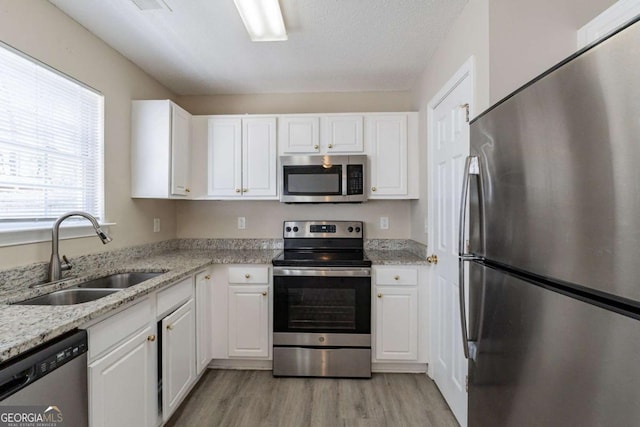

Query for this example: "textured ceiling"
[49,0,468,95]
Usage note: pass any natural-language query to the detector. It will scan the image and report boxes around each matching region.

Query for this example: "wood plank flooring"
[166,370,459,427]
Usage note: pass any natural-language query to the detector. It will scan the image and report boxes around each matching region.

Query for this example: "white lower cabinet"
[86,271,211,427]
[195,270,212,374]
[211,265,272,362]
[161,298,196,421]
[228,284,269,357]
[375,286,418,360]
[87,300,157,427]
[372,266,428,366]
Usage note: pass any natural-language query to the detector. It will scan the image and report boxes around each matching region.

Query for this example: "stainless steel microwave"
[280,155,367,203]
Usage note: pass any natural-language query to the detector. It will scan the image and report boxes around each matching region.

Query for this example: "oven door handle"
[273,267,371,277]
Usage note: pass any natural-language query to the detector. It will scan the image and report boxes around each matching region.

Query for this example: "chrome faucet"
[48,211,112,282]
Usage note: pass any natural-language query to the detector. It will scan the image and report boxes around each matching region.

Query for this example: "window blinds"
[0,43,104,224]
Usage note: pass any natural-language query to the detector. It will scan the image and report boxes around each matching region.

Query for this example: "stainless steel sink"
[16,288,121,305]
[75,272,164,289]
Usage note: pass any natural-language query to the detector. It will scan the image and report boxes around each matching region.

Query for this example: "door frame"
[426,56,475,378]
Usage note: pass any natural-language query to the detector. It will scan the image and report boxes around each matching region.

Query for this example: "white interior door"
[428,61,473,427]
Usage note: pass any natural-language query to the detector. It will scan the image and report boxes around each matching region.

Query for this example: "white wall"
[488,0,617,103]
[0,0,177,269]
[409,0,491,245]
[178,200,410,239]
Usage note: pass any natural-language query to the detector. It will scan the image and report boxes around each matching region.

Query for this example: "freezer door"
[469,18,640,303]
[468,262,640,427]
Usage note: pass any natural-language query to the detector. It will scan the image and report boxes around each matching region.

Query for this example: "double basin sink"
[15,272,164,306]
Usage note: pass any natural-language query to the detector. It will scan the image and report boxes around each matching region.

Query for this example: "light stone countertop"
[0,249,279,363]
[0,246,423,363]
[366,250,429,265]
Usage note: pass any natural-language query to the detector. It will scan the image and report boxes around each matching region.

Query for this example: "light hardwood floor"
[166,370,459,427]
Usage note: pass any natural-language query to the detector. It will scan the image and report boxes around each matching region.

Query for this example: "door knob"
[427,254,439,264]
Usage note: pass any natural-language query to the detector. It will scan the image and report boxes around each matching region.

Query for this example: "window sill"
[0,222,116,248]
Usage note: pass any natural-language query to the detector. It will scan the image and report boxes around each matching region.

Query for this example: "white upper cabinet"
[279,114,364,155]
[323,114,364,153]
[131,100,192,198]
[208,118,242,197]
[279,116,320,153]
[365,113,418,199]
[208,117,277,199]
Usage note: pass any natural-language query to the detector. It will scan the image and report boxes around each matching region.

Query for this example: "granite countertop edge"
[0,247,425,363]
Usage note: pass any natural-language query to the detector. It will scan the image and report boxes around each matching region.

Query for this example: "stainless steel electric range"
[272,220,372,378]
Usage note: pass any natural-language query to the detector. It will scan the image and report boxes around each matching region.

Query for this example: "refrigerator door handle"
[458,155,480,360]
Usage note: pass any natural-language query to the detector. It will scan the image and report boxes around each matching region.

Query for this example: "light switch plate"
[153,218,160,233]
[238,217,246,229]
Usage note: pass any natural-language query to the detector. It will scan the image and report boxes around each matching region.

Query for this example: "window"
[0,42,104,235]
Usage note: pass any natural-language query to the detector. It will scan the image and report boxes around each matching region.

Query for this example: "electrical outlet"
[238,217,246,230]
[380,216,389,230]
[153,218,160,233]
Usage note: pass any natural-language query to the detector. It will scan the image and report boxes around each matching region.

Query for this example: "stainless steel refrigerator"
[460,16,640,427]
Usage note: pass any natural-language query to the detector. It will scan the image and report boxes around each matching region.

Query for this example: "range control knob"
[285,226,292,232]
[355,227,361,233]
[348,226,354,232]
[293,226,299,232]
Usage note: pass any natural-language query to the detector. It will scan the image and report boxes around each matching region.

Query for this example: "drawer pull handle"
[394,275,400,280]
[377,293,382,298]
[147,335,156,342]
[166,324,174,331]
[262,291,267,296]
[245,273,251,279]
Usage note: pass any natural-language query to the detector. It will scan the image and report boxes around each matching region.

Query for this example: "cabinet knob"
[262,291,267,296]
[185,188,191,193]
[427,254,439,265]
[372,187,377,192]
[245,273,251,279]
[313,144,319,150]
[328,144,333,149]
[394,275,400,280]
[147,335,156,342]
[166,324,174,331]
[205,275,211,280]
[377,293,382,298]
[243,188,248,193]
[235,188,241,193]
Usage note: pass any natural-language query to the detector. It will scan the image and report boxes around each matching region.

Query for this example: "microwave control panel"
[346,165,364,195]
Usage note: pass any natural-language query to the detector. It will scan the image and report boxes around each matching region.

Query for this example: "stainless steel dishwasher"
[0,330,88,426]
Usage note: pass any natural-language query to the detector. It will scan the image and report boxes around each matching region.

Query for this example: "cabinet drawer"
[88,297,152,361]
[375,268,418,285]
[157,277,193,317]
[228,266,269,284]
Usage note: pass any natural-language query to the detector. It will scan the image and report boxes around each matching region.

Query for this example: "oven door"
[273,268,371,347]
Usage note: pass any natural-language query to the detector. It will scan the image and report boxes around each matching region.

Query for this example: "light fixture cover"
[233,0,287,42]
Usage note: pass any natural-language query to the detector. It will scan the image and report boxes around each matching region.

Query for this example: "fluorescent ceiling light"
[233,0,287,42]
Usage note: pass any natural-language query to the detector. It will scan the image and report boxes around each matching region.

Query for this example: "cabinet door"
[279,116,320,154]
[228,285,269,358]
[367,115,408,197]
[375,286,418,361]
[89,325,156,427]
[195,270,212,374]
[171,103,191,196]
[162,299,196,421]
[208,118,242,197]
[242,118,277,197]
[324,115,364,153]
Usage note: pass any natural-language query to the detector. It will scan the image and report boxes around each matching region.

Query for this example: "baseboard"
[208,359,273,370]
[372,362,428,373]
